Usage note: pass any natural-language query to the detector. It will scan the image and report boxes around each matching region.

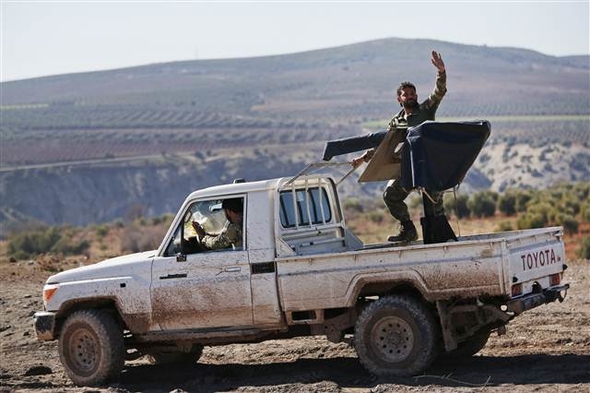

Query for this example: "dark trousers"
[383,179,444,223]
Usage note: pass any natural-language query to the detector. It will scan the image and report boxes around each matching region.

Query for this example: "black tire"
[354,295,437,376]
[447,329,491,358]
[58,310,125,386]
[148,345,204,365]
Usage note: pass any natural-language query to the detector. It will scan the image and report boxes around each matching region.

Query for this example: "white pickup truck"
[34,170,569,386]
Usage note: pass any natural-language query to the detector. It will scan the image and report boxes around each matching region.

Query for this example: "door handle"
[159,273,188,280]
[215,266,241,276]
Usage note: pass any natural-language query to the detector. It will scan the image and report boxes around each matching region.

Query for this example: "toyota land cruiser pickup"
[34,169,569,386]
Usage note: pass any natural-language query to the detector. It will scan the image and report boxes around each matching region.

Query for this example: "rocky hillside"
[1,136,588,235]
[1,37,588,232]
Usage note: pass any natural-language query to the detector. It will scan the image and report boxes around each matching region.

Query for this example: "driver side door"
[150,197,253,331]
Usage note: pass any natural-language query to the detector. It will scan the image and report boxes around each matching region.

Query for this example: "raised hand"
[431,51,445,73]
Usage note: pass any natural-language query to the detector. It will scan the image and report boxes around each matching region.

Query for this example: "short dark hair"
[397,81,416,97]
[222,198,243,213]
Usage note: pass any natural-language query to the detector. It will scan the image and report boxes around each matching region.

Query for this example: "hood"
[46,250,157,284]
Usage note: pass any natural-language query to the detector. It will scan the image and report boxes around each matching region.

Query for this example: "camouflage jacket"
[201,220,243,250]
[363,71,447,162]
[388,71,447,130]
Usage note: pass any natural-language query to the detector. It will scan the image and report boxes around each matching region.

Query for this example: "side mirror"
[176,253,187,262]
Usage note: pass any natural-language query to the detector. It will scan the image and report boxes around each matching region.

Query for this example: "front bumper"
[34,311,57,340]
[506,284,569,315]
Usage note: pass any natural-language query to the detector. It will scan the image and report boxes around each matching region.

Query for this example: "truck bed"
[276,227,565,312]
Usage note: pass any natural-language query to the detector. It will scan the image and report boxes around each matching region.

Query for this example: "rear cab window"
[279,187,331,228]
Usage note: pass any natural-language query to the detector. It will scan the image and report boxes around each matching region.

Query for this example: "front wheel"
[354,295,438,376]
[58,310,125,386]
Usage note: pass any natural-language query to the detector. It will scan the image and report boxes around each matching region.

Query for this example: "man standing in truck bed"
[353,51,447,243]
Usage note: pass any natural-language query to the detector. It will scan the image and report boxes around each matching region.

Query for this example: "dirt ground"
[1,259,588,393]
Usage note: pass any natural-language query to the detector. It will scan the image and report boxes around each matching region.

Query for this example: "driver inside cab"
[191,198,243,250]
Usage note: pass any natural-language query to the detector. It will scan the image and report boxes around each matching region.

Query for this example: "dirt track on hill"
[1,261,588,393]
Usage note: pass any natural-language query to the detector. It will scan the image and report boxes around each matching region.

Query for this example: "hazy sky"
[2,1,589,82]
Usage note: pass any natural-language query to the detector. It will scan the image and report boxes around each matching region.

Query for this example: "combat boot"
[387,220,418,243]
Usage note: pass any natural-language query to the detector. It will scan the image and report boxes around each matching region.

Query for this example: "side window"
[165,197,245,256]
[279,187,331,228]
[185,200,227,237]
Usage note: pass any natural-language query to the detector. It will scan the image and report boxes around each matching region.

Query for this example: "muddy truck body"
[34,174,569,386]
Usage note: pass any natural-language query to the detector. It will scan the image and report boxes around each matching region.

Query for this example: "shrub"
[9,249,30,261]
[525,201,554,225]
[573,183,590,202]
[52,237,90,256]
[516,212,547,230]
[578,237,590,260]
[515,190,533,212]
[582,202,590,222]
[468,191,497,218]
[8,227,59,259]
[7,226,89,260]
[94,224,110,238]
[559,196,581,216]
[151,216,165,225]
[498,191,517,216]
[444,194,470,219]
[558,215,579,235]
[496,221,513,232]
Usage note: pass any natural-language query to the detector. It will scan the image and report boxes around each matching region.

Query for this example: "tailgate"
[506,227,567,297]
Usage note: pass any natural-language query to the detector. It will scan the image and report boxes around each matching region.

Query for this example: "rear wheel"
[58,310,125,386]
[354,295,437,376]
